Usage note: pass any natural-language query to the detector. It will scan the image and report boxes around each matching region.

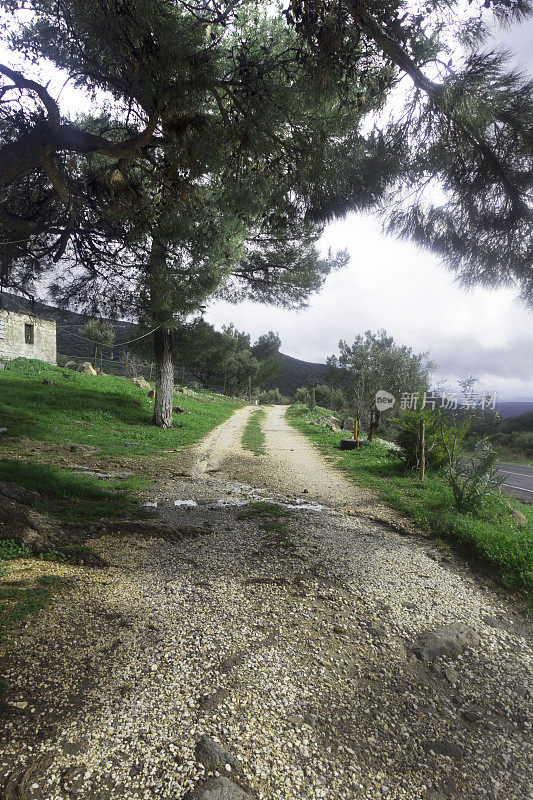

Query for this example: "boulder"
[183,778,257,800]
[343,417,355,431]
[408,623,480,663]
[194,736,240,773]
[69,443,97,453]
[422,739,464,759]
[65,361,77,370]
[132,376,151,391]
[173,405,185,414]
[77,362,97,375]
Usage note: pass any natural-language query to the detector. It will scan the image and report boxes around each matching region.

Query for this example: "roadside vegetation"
[287,403,533,605]
[0,358,244,521]
[241,408,267,455]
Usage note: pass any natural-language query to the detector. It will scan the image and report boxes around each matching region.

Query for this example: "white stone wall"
[0,310,56,365]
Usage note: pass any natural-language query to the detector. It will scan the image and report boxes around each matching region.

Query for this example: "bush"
[393,409,468,471]
[257,388,290,405]
[308,387,316,410]
[445,438,506,513]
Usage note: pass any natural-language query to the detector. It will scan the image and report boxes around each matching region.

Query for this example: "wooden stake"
[354,418,359,445]
[420,418,426,483]
[149,362,153,382]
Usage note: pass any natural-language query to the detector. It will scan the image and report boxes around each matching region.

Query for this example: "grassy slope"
[0,358,244,520]
[241,408,267,455]
[287,404,533,602]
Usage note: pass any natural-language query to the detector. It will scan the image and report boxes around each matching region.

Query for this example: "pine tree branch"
[0,64,166,189]
[342,3,531,220]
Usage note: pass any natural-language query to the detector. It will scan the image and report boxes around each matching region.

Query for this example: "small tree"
[441,434,506,513]
[327,330,434,436]
[393,408,468,472]
[80,318,115,369]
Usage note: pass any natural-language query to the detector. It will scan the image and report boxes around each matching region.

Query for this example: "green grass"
[0,458,142,521]
[241,408,267,455]
[0,358,245,522]
[0,358,244,457]
[287,403,533,602]
[0,571,70,640]
[243,500,292,518]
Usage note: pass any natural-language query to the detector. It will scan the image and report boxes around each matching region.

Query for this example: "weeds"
[241,409,267,455]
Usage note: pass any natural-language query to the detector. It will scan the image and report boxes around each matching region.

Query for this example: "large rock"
[64,361,77,370]
[77,362,97,375]
[183,777,257,800]
[409,623,480,663]
[132,376,151,391]
[194,736,240,773]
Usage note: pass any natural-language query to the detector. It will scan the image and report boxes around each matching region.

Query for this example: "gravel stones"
[422,739,464,759]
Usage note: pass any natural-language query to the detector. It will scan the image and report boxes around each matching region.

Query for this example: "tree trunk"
[153,326,174,428]
[368,408,380,442]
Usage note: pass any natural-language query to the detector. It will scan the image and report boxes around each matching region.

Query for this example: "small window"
[25,323,34,344]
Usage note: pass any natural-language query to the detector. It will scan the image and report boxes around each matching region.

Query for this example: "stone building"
[0,308,56,365]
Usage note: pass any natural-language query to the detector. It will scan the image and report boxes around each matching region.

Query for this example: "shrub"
[295,387,309,404]
[392,409,468,471]
[308,387,316,410]
[445,437,506,513]
[257,388,289,405]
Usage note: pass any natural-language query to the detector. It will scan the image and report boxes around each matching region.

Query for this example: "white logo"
[375,390,395,411]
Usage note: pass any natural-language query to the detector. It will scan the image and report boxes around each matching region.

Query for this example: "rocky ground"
[0,405,531,800]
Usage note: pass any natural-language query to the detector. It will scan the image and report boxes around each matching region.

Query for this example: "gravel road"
[0,405,531,800]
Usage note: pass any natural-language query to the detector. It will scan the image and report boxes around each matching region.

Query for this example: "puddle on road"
[143,492,333,514]
[143,499,198,508]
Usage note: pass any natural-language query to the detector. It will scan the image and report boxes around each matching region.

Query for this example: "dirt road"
[189,404,373,508]
[1,406,531,800]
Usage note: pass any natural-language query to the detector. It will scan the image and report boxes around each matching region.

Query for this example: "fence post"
[149,362,153,382]
[420,418,426,483]
[354,417,359,445]
[124,351,129,377]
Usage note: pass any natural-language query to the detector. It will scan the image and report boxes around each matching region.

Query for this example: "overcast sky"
[207,18,533,400]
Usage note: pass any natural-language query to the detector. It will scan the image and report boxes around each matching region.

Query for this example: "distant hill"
[496,401,533,419]
[266,353,328,396]
[0,293,329,392]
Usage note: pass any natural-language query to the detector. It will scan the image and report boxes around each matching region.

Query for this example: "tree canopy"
[326,329,434,424]
[0,0,531,303]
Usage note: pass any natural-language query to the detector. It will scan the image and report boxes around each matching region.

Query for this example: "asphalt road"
[497,462,533,502]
